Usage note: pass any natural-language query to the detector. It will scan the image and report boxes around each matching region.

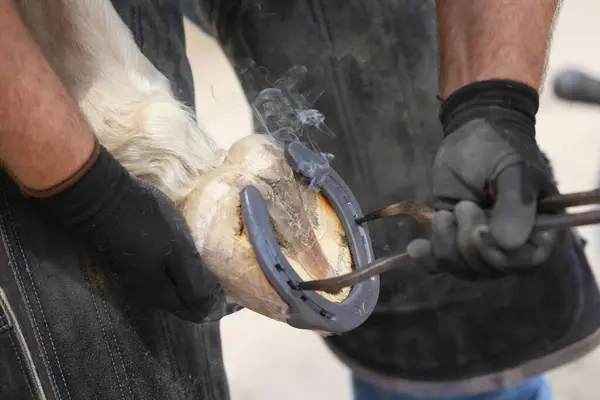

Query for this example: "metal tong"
[297,189,600,293]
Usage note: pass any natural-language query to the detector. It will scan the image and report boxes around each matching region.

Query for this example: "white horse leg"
[14,0,223,204]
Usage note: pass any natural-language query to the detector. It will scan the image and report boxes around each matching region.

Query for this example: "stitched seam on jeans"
[84,270,126,400]
[159,315,188,396]
[10,222,72,400]
[0,278,47,399]
[9,331,37,399]
[0,314,9,332]
[0,191,60,399]
[161,317,180,379]
[100,297,133,400]
[1,188,72,400]
[202,324,216,399]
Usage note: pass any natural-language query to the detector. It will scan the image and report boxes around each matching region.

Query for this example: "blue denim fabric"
[352,376,552,400]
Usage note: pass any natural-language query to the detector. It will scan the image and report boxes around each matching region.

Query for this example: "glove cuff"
[16,136,102,198]
[439,80,540,137]
[35,144,130,233]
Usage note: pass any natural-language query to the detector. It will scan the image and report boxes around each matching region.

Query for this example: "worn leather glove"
[411,80,561,278]
[24,140,226,322]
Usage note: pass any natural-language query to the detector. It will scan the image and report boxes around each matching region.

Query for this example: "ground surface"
[183,1,600,398]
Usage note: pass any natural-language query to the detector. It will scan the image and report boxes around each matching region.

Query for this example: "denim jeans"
[352,376,552,400]
[0,1,230,398]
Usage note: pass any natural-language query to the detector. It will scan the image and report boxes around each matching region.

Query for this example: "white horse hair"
[14,0,223,204]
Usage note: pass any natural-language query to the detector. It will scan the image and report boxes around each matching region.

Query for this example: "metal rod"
[355,201,435,225]
[356,190,600,225]
[301,191,600,293]
[296,252,412,293]
[538,188,600,211]
[534,209,600,230]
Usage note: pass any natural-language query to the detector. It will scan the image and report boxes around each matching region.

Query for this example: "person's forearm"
[436,0,561,98]
[0,0,95,192]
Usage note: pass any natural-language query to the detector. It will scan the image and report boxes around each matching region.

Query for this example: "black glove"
[411,80,561,277]
[408,201,561,280]
[434,79,558,248]
[29,143,226,322]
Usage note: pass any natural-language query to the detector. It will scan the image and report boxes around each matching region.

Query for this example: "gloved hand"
[413,80,561,277]
[24,140,226,322]
[408,201,561,279]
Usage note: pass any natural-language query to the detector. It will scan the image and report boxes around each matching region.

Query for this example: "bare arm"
[0,0,95,192]
[426,0,565,276]
[436,0,561,98]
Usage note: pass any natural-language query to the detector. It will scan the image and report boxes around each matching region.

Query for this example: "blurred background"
[182,1,600,398]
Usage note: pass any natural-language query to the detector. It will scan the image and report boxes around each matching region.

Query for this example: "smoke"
[237,61,336,171]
